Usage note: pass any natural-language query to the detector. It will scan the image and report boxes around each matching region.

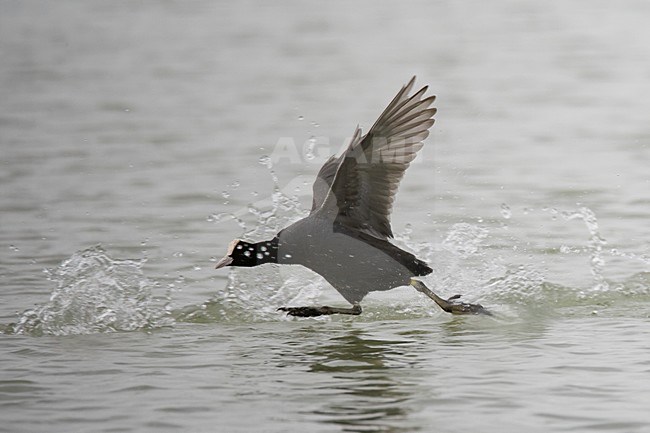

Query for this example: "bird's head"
[215,239,255,269]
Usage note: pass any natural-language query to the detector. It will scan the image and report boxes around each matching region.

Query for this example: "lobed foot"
[441,294,492,316]
[278,304,362,317]
[278,306,332,317]
[410,279,492,316]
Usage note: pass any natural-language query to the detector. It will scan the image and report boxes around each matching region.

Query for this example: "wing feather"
[311,76,436,238]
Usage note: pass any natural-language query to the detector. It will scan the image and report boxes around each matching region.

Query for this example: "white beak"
[214,256,233,269]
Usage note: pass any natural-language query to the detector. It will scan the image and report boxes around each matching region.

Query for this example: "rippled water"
[2,1,650,432]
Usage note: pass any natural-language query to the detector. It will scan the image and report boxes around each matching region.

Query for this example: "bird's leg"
[410,279,492,316]
[278,303,362,317]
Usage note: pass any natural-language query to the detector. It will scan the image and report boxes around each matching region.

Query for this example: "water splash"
[5,246,173,336]
[609,249,650,266]
[442,223,489,258]
[201,188,650,321]
[183,165,317,323]
[560,206,608,290]
[304,136,317,161]
[204,149,650,322]
[224,187,316,321]
[6,200,648,333]
[411,205,649,317]
[484,265,556,306]
[500,203,512,220]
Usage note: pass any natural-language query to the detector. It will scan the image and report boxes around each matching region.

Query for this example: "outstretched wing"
[314,76,436,239]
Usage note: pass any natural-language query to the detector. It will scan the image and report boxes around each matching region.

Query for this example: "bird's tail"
[410,256,433,276]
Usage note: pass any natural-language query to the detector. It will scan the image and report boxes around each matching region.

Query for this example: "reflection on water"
[304,329,421,433]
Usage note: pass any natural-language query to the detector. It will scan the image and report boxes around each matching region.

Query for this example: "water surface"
[1,1,650,432]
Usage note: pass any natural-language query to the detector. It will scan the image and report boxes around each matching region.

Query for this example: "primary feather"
[312,76,436,239]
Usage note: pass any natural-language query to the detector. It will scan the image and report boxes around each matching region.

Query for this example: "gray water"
[2,1,650,432]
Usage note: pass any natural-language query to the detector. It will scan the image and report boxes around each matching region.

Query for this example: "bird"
[215,76,437,317]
